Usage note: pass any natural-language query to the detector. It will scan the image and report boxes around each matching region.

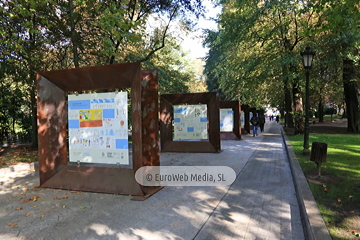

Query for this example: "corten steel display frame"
[37,63,159,196]
[160,92,221,153]
[241,104,251,134]
[220,101,241,140]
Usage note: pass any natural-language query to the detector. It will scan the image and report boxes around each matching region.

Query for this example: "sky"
[181,0,222,59]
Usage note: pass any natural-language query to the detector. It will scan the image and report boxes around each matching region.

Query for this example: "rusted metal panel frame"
[141,69,159,167]
[39,62,141,91]
[37,76,68,185]
[241,104,250,134]
[220,101,241,140]
[160,92,221,153]
[159,96,173,151]
[37,62,158,196]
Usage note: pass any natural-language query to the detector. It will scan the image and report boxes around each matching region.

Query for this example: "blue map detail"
[174,108,187,114]
[68,120,80,129]
[116,139,128,149]
[68,100,90,110]
[200,117,207,122]
[103,109,115,118]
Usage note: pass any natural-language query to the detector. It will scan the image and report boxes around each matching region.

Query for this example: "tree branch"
[137,6,178,62]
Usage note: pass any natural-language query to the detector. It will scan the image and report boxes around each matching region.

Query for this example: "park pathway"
[0,120,309,240]
[194,121,305,240]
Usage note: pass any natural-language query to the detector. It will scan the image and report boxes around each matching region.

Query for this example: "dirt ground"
[309,118,355,134]
[0,144,37,168]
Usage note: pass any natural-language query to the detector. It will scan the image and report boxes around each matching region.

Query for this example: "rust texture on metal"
[220,101,241,140]
[141,69,159,167]
[241,104,250,134]
[37,75,68,185]
[160,92,221,153]
[37,62,158,196]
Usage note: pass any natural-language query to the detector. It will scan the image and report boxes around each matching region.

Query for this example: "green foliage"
[0,0,206,144]
[205,0,359,119]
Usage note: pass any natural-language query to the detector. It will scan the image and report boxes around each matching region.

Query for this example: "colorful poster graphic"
[173,104,208,140]
[220,108,234,132]
[68,92,129,165]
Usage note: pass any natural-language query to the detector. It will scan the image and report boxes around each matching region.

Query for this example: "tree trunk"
[284,85,294,128]
[30,84,38,147]
[318,99,324,123]
[29,15,38,148]
[343,59,359,132]
[69,0,80,68]
[292,81,303,133]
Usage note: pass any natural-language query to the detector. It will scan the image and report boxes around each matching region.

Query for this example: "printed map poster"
[220,108,234,132]
[173,104,208,140]
[68,92,129,165]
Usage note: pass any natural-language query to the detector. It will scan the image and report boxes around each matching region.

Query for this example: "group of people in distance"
[250,113,280,137]
[269,114,280,123]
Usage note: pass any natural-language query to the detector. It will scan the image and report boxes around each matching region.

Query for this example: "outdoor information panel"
[68,92,129,165]
[173,104,208,140]
[241,111,244,129]
[220,108,234,132]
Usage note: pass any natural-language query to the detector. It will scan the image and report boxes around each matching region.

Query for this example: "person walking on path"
[258,113,265,132]
[276,115,280,123]
[250,114,259,137]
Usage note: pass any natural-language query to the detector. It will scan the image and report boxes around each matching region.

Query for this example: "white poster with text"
[173,104,208,140]
[68,92,129,164]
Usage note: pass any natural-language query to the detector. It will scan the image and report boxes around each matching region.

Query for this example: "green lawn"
[288,134,360,239]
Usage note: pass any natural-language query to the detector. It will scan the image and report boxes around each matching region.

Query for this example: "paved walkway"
[194,122,304,240]
[0,121,323,239]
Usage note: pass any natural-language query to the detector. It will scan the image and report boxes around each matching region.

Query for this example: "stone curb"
[281,128,332,240]
[0,162,39,174]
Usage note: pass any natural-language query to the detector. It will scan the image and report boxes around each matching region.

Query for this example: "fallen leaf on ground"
[40,215,44,217]
[23,188,29,191]
[32,196,42,201]
[25,213,30,217]
[8,222,17,226]
[53,197,61,200]
[70,191,82,194]
[349,195,354,199]
[337,198,342,203]
[3,209,6,212]
[62,196,68,199]
[16,207,23,210]
[62,205,66,208]
[79,206,86,209]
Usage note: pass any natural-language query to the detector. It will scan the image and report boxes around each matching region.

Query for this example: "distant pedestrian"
[250,114,259,137]
[276,115,280,123]
[258,113,265,132]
